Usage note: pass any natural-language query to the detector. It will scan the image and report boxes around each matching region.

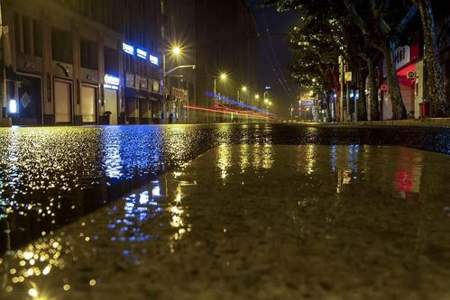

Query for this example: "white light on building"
[9,99,18,114]
[137,48,148,59]
[104,74,120,90]
[149,55,159,66]
[122,43,135,55]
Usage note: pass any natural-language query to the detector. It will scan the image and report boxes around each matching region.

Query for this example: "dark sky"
[248,2,298,116]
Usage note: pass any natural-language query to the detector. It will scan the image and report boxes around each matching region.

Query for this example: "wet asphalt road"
[0,123,450,299]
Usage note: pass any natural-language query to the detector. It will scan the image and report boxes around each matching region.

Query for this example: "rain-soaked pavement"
[1,124,450,299]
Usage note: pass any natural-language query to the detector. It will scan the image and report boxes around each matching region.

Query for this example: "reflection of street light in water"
[168,183,191,252]
[217,144,232,181]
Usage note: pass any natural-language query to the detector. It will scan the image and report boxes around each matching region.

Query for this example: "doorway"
[54,80,72,123]
[104,88,118,125]
[81,85,96,123]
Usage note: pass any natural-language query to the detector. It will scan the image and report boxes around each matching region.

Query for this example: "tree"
[412,0,448,116]
[266,0,421,120]
[342,0,420,120]
[340,20,380,120]
[287,7,344,120]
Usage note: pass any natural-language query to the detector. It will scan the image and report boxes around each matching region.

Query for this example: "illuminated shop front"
[381,42,424,120]
[102,74,120,125]
[122,42,163,124]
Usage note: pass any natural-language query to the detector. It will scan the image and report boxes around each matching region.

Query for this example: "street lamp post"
[162,45,195,123]
[254,93,260,109]
[237,85,247,103]
[212,77,218,123]
[212,73,228,122]
[213,72,228,101]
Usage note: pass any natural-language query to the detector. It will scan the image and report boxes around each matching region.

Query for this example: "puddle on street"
[1,145,450,299]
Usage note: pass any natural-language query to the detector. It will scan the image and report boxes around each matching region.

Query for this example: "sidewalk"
[2,145,450,299]
[287,118,450,128]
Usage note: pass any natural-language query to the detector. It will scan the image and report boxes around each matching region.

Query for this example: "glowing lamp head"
[255,94,260,100]
[219,73,228,81]
[241,86,248,92]
[171,46,182,56]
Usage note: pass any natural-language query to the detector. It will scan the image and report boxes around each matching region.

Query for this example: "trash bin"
[419,101,430,118]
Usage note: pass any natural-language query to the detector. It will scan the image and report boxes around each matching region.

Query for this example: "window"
[104,47,119,75]
[33,20,43,57]
[52,29,73,63]
[14,13,22,53]
[22,16,32,55]
[80,39,98,69]
[14,14,42,57]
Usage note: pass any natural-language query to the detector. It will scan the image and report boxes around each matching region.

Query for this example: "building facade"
[2,0,259,125]
[2,0,164,126]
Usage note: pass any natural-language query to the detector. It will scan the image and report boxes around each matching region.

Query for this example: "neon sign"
[104,74,120,90]
[123,42,160,66]
[149,55,159,66]
[137,48,148,59]
[122,43,135,55]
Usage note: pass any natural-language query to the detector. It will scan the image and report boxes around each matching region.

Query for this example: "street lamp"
[237,85,248,103]
[254,94,260,106]
[219,72,228,82]
[162,44,195,122]
[213,72,229,99]
[211,71,230,123]
[171,46,182,57]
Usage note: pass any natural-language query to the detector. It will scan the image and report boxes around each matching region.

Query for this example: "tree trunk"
[383,41,407,119]
[367,58,379,120]
[326,92,332,122]
[416,0,448,116]
[357,71,368,121]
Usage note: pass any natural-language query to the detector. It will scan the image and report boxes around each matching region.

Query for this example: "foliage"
[263,0,431,119]
[288,8,344,95]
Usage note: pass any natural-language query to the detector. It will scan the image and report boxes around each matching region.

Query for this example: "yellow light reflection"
[168,183,191,252]
[262,144,273,170]
[252,144,263,169]
[305,145,316,175]
[239,144,250,173]
[217,144,232,181]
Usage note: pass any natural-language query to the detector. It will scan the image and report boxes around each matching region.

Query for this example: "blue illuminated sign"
[137,48,148,59]
[123,42,160,67]
[122,43,135,55]
[149,55,159,66]
[104,74,120,90]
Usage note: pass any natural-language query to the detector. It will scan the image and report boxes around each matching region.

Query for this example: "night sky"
[248,1,298,116]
